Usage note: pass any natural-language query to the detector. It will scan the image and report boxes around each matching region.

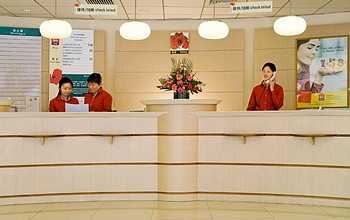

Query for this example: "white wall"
[1,13,349,106]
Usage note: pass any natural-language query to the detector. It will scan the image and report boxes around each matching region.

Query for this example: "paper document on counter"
[65,103,89,112]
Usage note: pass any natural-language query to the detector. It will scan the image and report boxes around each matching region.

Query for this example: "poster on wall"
[0,26,41,112]
[296,36,348,109]
[49,30,94,103]
[170,32,189,54]
[49,38,63,102]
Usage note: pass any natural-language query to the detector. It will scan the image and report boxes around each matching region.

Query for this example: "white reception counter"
[0,106,349,207]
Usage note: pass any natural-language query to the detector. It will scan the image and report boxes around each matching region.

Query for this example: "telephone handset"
[266,71,276,84]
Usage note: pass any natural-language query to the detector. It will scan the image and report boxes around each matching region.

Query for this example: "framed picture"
[296,36,348,108]
[170,32,189,54]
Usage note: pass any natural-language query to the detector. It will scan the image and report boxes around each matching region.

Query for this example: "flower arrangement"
[157,58,205,95]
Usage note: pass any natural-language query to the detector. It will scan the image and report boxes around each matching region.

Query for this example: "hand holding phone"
[266,71,276,84]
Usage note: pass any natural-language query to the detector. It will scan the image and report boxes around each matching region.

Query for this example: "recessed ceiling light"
[22,9,31,12]
[139,9,148,12]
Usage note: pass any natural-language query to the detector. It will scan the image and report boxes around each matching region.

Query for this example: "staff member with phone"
[246,62,284,111]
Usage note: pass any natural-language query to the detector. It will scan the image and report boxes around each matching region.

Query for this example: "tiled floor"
[0,200,349,220]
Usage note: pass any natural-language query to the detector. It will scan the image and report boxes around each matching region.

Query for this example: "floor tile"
[92,201,155,220]
[100,200,155,209]
[152,210,211,220]
[210,209,273,220]
[321,206,350,218]
[152,201,211,219]
[0,203,48,214]
[30,210,97,220]
[208,201,265,212]
[262,203,330,215]
[0,213,38,220]
[42,201,103,212]
[92,209,154,220]
[155,201,209,209]
[30,202,103,220]
[152,219,212,220]
[268,212,336,220]
[0,200,348,220]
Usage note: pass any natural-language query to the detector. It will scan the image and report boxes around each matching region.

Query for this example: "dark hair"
[87,72,102,85]
[262,62,276,72]
[297,39,311,49]
[57,77,74,97]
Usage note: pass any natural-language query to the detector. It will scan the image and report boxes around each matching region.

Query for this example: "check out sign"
[230,1,272,13]
[74,4,117,15]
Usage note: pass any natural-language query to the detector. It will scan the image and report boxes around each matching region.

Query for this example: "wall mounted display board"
[0,26,41,112]
[49,30,94,103]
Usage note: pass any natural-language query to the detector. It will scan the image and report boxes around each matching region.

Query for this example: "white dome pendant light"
[119,0,151,40]
[198,0,229,40]
[273,0,307,36]
[39,0,72,39]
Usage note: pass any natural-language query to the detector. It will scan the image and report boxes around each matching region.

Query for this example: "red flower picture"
[170,32,189,54]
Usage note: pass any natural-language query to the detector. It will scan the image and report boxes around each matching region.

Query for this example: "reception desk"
[141,99,222,201]
[193,110,350,207]
[0,112,163,205]
[0,106,349,207]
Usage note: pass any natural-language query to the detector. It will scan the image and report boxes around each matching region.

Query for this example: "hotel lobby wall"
[254,23,350,110]
[2,15,349,112]
[115,29,245,112]
[40,30,106,111]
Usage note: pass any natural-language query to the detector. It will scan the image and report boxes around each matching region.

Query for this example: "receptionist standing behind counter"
[246,62,284,111]
[49,77,79,112]
[84,73,113,112]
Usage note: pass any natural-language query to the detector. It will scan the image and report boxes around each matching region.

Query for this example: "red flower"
[172,84,177,91]
[176,73,182,80]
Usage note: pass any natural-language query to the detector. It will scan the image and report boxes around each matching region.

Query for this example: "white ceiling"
[0,0,349,21]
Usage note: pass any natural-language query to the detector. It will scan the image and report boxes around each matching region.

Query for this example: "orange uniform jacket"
[247,82,284,111]
[84,87,112,112]
[49,96,79,112]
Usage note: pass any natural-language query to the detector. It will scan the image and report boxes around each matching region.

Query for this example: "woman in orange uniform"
[246,62,284,111]
[49,77,79,112]
[84,73,112,112]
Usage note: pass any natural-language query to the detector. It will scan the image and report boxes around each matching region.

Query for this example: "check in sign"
[230,1,272,13]
[74,4,117,15]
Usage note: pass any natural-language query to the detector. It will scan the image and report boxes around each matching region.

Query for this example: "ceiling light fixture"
[198,0,229,40]
[273,0,307,36]
[39,0,72,39]
[119,0,151,40]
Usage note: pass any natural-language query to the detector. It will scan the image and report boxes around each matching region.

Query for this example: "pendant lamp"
[119,0,151,40]
[198,1,229,40]
[39,0,72,39]
[273,0,307,36]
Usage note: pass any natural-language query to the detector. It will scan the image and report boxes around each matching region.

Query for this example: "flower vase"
[174,90,190,99]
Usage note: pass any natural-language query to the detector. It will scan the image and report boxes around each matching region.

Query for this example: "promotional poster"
[296,36,348,108]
